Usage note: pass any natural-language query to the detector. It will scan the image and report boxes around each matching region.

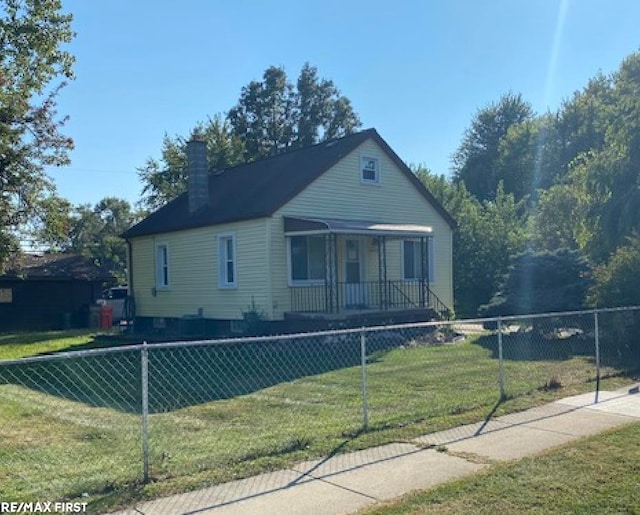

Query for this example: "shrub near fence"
[0,307,638,511]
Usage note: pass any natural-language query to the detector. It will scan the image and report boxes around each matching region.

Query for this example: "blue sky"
[49,0,640,207]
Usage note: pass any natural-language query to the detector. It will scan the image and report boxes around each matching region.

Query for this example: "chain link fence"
[1,306,639,511]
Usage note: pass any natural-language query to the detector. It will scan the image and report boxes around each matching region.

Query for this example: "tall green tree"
[587,237,640,358]
[29,193,73,251]
[228,66,296,159]
[454,184,528,316]
[138,116,245,211]
[415,165,527,316]
[588,236,640,308]
[554,74,613,179]
[139,64,360,210]
[564,52,640,263]
[452,92,533,201]
[296,62,361,145]
[228,63,360,159]
[496,114,568,199]
[68,197,139,282]
[0,0,75,269]
[531,184,582,252]
[34,196,139,282]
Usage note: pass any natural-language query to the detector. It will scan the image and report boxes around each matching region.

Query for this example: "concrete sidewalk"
[113,384,640,515]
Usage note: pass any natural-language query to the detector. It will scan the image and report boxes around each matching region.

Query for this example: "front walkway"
[111,384,640,515]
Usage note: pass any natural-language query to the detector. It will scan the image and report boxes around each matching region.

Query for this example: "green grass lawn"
[0,329,118,360]
[0,329,637,512]
[367,421,640,514]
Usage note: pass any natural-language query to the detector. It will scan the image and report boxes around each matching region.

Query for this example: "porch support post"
[382,236,388,309]
[333,233,339,313]
[420,237,426,308]
[324,234,331,314]
[426,236,432,308]
[326,233,338,314]
[377,236,383,310]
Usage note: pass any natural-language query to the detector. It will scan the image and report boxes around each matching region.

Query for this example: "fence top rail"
[0,305,638,365]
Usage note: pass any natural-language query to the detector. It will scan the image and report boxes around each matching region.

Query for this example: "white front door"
[343,239,367,308]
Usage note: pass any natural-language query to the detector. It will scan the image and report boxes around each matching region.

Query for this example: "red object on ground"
[100,304,113,329]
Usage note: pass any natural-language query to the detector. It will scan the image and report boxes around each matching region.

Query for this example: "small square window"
[361,156,379,183]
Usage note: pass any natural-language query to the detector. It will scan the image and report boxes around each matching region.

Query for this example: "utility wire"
[48,167,139,175]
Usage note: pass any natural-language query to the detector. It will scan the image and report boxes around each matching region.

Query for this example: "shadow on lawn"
[474,322,640,376]
[0,333,399,415]
[474,331,595,362]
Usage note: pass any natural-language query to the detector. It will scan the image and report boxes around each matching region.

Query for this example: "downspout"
[265,218,273,320]
[125,238,136,322]
[126,239,134,293]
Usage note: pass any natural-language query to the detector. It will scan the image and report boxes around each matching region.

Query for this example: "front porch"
[287,279,450,320]
[283,216,451,320]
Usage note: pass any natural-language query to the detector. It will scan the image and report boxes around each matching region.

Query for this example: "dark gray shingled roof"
[3,254,114,281]
[122,128,455,239]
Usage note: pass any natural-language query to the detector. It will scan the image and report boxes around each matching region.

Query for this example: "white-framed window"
[218,234,237,288]
[360,155,380,183]
[155,244,170,289]
[402,239,435,283]
[289,235,325,284]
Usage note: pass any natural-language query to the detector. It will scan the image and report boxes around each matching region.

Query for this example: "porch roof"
[283,216,433,238]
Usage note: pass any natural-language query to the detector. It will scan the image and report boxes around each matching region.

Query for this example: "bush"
[241,298,267,336]
[479,249,592,318]
[588,236,640,308]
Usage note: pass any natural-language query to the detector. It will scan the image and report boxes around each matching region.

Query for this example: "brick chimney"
[186,138,208,214]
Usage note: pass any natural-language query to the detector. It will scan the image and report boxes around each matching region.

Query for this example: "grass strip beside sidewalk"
[368,421,640,514]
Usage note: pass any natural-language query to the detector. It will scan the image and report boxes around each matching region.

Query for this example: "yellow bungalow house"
[122,129,455,334]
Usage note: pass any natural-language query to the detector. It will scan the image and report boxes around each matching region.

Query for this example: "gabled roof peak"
[122,128,454,239]
[208,128,378,174]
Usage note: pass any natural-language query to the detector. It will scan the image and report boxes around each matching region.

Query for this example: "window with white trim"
[155,244,169,288]
[218,234,237,287]
[290,235,325,282]
[402,239,435,282]
[361,155,380,183]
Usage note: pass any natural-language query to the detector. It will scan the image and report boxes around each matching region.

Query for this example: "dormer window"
[361,155,380,183]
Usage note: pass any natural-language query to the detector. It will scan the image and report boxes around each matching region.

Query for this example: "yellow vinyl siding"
[130,218,269,320]
[130,137,453,322]
[271,139,453,316]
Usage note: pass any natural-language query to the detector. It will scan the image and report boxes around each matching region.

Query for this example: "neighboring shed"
[0,254,114,331]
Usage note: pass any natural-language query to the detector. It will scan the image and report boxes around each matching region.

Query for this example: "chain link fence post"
[360,328,369,430]
[498,317,505,400]
[594,311,601,403]
[141,341,150,483]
